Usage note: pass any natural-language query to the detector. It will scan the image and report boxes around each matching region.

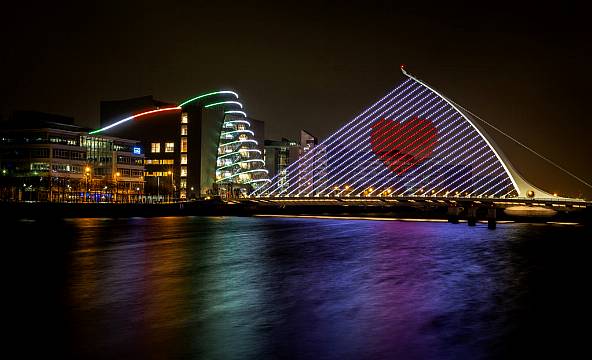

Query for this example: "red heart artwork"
[370,117,438,174]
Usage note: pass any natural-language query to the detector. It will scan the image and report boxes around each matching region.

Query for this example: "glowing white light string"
[268,83,426,196]
[342,103,450,197]
[282,87,435,196]
[252,79,418,196]
[299,95,445,197]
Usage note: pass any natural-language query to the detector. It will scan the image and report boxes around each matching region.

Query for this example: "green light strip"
[225,120,251,126]
[178,91,238,107]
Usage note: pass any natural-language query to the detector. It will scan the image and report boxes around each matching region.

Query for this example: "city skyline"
[2,1,591,198]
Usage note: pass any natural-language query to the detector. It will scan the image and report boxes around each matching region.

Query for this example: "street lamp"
[167,170,174,202]
[115,172,120,203]
[84,166,91,203]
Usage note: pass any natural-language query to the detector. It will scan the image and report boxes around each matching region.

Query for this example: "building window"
[181,154,187,165]
[181,166,187,177]
[181,113,188,124]
[181,125,188,136]
[180,179,187,189]
[165,142,175,153]
[151,143,160,153]
[181,137,187,153]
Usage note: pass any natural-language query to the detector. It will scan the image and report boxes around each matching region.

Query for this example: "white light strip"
[363,112,461,196]
[327,103,451,197]
[221,129,255,136]
[216,168,269,182]
[391,125,478,194]
[447,155,499,196]
[225,120,251,126]
[283,88,435,196]
[483,176,514,197]
[220,139,258,147]
[297,94,443,197]
[421,152,494,196]
[402,74,521,195]
[285,86,432,196]
[217,149,261,158]
[217,159,265,170]
[267,84,424,196]
[225,110,247,117]
[247,178,272,184]
[408,140,492,195]
[254,80,419,196]
[429,153,496,196]
[343,103,450,197]
[397,138,484,196]
[205,101,243,109]
[468,168,506,196]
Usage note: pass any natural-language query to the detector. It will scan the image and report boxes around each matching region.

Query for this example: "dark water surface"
[6,217,591,359]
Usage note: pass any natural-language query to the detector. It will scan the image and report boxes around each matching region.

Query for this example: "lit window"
[181,154,187,165]
[181,166,187,177]
[151,143,160,153]
[165,142,175,153]
[180,179,187,189]
[181,137,187,153]
[181,113,188,124]
[181,125,187,136]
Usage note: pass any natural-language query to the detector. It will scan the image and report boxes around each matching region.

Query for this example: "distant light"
[116,172,120,177]
[133,147,141,155]
[136,187,140,191]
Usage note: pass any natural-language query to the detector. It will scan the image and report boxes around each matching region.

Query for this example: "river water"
[6,217,591,359]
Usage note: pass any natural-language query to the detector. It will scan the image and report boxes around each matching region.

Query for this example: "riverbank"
[1,200,590,225]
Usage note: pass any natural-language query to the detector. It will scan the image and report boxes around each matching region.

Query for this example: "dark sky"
[2,1,591,198]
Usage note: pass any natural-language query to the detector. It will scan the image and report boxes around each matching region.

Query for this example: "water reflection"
[11,217,591,359]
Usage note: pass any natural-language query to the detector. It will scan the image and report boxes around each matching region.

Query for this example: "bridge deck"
[243,196,590,209]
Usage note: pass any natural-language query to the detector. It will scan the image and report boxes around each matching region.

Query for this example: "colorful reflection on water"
[7,217,591,359]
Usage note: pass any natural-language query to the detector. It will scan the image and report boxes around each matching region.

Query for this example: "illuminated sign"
[133,147,141,155]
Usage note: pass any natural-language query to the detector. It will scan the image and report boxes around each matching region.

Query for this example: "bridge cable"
[449,100,592,190]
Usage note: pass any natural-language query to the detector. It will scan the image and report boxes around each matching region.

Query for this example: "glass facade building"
[0,113,144,202]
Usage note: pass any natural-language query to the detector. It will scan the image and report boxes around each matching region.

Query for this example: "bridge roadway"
[239,196,591,228]
[245,195,589,208]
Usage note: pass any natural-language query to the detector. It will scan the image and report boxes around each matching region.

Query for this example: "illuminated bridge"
[247,67,590,224]
[252,67,587,201]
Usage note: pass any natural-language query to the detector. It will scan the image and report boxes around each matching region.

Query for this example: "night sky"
[2,1,591,198]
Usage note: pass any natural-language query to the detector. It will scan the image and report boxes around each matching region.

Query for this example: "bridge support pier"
[487,207,497,229]
[447,206,461,224]
[467,206,477,226]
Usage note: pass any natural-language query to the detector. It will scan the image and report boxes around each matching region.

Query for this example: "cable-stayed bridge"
[245,67,590,225]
